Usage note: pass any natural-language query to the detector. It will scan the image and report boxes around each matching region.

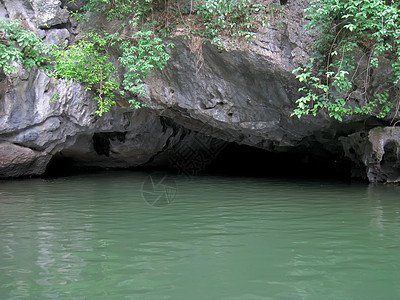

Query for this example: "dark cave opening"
[44,140,353,180]
[44,154,77,177]
[44,153,112,178]
[203,142,352,180]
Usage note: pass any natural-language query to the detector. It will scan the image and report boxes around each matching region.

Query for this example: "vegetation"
[0,0,268,116]
[5,0,400,121]
[195,0,267,49]
[292,0,400,121]
[0,19,53,74]
[51,32,119,116]
[63,0,173,115]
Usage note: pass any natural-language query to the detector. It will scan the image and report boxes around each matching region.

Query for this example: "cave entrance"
[44,140,353,180]
[203,142,352,179]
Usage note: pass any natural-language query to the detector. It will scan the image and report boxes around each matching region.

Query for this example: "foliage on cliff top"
[74,0,269,47]
[293,0,400,122]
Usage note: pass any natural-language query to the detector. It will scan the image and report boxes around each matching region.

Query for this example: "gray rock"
[0,1,8,19]
[44,28,70,45]
[341,127,400,183]
[0,142,50,177]
[63,0,86,11]
[141,0,326,151]
[2,0,46,38]
[144,35,330,150]
[32,0,69,29]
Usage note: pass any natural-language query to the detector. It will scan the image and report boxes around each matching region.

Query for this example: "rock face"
[0,142,50,177]
[341,127,400,183]
[144,1,316,149]
[32,0,69,29]
[0,0,399,181]
[0,65,221,177]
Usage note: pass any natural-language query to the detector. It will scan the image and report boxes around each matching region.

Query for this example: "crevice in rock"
[0,68,7,117]
[144,124,186,166]
[160,116,178,134]
[0,69,5,82]
[45,22,69,30]
[60,0,84,11]
[92,132,127,157]
[92,133,110,157]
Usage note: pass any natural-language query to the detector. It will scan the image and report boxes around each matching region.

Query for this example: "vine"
[118,29,174,100]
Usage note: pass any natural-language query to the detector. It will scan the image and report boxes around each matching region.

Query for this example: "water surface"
[1,171,400,299]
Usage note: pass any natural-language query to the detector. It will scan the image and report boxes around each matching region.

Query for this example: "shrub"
[292,0,400,121]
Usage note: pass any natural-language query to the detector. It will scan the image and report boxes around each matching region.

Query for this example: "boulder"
[0,142,50,177]
[32,0,69,29]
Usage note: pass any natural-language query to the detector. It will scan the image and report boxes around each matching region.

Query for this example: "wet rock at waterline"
[0,142,50,177]
[341,127,400,183]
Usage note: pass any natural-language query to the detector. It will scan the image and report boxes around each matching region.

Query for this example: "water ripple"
[1,172,400,298]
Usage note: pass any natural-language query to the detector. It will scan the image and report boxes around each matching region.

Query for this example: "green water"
[1,171,400,299]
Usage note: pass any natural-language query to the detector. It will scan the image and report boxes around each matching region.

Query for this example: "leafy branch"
[51,33,119,116]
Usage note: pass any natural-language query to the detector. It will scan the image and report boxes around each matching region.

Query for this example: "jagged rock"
[142,0,332,151]
[341,127,400,183]
[144,36,328,150]
[0,65,223,177]
[32,0,69,29]
[2,0,46,38]
[0,2,8,19]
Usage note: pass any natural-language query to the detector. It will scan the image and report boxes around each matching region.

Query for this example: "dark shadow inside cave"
[44,141,353,180]
[44,154,77,177]
[381,141,400,181]
[203,142,352,180]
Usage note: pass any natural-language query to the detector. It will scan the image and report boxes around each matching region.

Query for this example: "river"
[1,171,400,299]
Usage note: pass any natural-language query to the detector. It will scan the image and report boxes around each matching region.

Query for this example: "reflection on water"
[1,171,400,299]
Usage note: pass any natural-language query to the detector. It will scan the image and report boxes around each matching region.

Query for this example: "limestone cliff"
[0,0,399,182]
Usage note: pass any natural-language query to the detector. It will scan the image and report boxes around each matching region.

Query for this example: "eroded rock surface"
[32,0,69,29]
[0,0,399,181]
[341,127,400,183]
